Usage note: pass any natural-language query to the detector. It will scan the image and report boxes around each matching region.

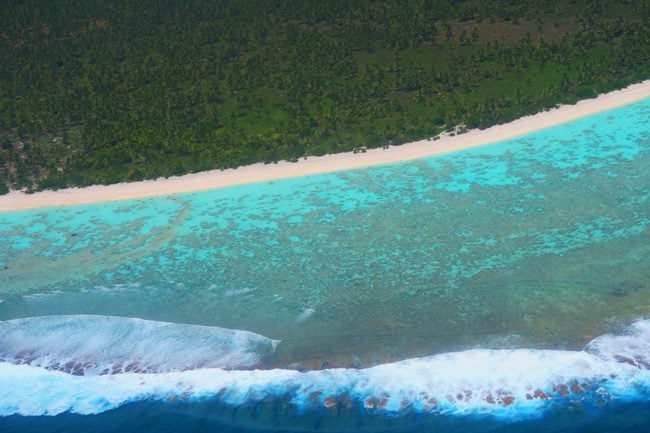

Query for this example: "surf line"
[0,316,649,420]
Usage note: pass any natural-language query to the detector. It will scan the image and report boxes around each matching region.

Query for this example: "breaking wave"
[0,316,649,424]
[0,315,279,375]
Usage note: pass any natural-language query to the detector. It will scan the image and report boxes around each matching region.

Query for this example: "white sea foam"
[585,320,650,369]
[297,308,315,322]
[0,315,279,375]
[224,287,256,297]
[0,318,648,419]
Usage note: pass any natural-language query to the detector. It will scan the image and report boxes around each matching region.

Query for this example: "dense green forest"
[1,0,649,192]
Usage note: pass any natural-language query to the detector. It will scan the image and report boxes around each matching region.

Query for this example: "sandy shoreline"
[2,80,650,212]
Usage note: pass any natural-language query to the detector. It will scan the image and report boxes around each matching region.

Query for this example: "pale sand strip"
[2,80,650,212]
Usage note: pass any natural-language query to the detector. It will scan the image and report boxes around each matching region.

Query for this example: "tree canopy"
[1,0,649,191]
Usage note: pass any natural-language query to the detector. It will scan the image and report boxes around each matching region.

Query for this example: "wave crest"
[0,315,279,375]
[0,317,649,422]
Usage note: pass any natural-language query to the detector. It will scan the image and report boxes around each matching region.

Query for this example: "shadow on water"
[2,400,650,433]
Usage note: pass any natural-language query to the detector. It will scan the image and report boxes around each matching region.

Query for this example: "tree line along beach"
[1,0,649,194]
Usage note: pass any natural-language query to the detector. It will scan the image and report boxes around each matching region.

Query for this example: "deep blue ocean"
[0,98,649,432]
[3,400,650,433]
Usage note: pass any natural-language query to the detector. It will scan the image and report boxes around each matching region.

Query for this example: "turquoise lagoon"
[0,98,649,431]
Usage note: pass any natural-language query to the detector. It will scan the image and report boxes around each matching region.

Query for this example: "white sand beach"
[1,80,650,212]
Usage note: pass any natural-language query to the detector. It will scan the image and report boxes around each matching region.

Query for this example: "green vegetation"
[1,0,649,191]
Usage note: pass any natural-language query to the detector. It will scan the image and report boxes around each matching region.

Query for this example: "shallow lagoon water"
[0,99,649,431]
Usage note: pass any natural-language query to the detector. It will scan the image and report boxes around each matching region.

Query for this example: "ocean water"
[0,98,649,432]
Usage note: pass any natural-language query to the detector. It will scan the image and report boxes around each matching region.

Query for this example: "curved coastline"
[1,80,649,212]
